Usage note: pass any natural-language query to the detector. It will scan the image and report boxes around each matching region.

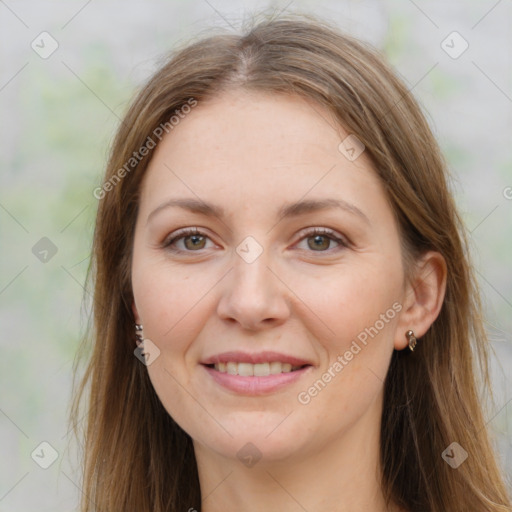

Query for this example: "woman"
[71,13,512,512]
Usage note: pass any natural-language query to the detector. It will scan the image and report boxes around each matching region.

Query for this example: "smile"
[211,361,304,376]
[200,351,314,395]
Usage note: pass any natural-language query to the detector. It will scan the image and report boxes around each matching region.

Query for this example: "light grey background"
[1,0,511,509]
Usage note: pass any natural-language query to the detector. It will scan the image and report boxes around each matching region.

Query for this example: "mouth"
[204,361,310,376]
[200,351,314,395]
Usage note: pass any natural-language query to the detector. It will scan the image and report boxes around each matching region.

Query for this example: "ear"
[132,301,141,324]
[394,250,447,350]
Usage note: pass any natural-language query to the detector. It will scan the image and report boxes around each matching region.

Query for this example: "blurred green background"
[1,0,511,509]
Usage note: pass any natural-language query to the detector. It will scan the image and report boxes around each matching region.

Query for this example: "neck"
[194,393,400,512]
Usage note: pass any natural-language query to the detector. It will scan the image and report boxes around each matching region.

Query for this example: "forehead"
[148,91,366,167]
[138,91,387,224]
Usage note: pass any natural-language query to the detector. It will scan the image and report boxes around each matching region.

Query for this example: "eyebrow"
[146,197,371,225]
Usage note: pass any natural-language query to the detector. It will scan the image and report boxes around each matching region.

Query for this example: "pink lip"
[201,350,312,366]
[202,364,313,395]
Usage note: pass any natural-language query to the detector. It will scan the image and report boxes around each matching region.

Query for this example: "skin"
[131,90,447,512]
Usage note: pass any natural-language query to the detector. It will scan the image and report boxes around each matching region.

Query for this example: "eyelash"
[162,227,348,254]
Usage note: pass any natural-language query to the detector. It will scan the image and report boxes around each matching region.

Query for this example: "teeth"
[238,363,254,377]
[254,363,269,377]
[269,361,282,374]
[213,361,302,375]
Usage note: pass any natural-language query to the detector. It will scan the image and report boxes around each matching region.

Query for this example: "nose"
[216,246,291,331]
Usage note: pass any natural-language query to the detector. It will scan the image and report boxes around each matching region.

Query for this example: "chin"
[192,414,312,465]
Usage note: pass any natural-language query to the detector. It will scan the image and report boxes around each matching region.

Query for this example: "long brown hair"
[71,12,512,511]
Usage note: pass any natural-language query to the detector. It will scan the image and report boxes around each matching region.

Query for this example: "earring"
[135,323,144,347]
[406,330,417,351]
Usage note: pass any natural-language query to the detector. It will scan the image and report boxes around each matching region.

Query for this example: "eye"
[295,227,348,252]
[162,226,348,254]
[162,227,214,253]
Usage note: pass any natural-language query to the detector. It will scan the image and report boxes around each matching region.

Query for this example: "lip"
[200,351,314,396]
[200,350,313,367]
[202,364,313,395]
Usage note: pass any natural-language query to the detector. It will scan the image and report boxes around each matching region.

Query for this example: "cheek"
[284,255,402,345]
[132,257,211,349]
[288,259,401,406]
[132,261,217,435]
[294,300,399,439]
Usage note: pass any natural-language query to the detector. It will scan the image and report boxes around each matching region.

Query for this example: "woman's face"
[131,91,409,464]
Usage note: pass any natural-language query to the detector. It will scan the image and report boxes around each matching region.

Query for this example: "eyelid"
[162,226,349,253]
[295,226,348,246]
[161,227,213,249]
